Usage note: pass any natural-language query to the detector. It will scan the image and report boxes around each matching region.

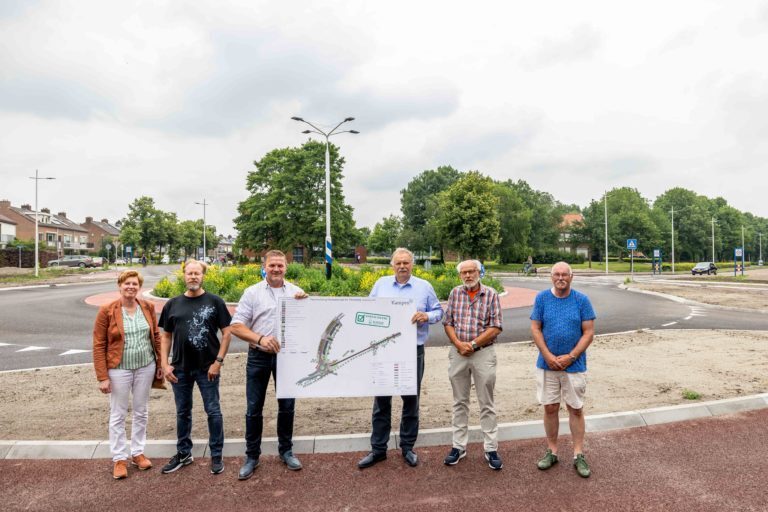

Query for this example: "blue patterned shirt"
[530,289,596,373]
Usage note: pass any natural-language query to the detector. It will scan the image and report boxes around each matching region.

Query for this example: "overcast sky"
[2,1,767,236]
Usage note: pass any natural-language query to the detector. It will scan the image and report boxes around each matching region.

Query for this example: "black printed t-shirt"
[159,292,232,372]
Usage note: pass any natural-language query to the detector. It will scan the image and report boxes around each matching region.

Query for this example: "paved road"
[1,271,765,371]
[2,408,765,511]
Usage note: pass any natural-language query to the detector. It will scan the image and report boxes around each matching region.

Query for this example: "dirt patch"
[1,329,766,441]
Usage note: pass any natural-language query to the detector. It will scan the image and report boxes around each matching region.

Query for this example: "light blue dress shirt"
[369,275,443,346]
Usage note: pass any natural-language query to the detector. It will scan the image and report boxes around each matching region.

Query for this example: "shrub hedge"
[152,263,504,302]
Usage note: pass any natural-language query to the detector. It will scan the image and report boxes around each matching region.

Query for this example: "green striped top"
[117,306,155,370]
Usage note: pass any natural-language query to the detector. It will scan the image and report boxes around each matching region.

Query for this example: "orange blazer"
[92,298,162,382]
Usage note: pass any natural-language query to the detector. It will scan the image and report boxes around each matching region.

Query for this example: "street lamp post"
[195,199,208,261]
[759,232,763,264]
[29,169,56,277]
[711,217,716,263]
[604,192,609,274]
[670,206,675,274]
[291,116,359,279]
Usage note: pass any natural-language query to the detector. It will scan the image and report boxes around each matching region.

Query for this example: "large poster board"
[276,297,417,398]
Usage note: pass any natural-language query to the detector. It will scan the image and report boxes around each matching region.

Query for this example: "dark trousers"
[245,348,295,458]
[171,367,224,459]
[370,344,425,454]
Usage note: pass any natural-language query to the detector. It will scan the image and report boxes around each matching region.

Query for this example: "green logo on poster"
[355,312,391,328]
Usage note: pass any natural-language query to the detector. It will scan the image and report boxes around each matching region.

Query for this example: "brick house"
[0,200,90,255]
[0,213,17,248]
[558,212,590,258]
[80,216,121,254]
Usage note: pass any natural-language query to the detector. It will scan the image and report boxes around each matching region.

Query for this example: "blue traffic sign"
[626,239,638,250]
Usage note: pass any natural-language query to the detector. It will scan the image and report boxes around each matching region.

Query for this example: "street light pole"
[195,199,208,261]
[29,169,56,277]
[760,232,763,264]
[670,206,675,274]
[711,217,716,263]
[604,192,609,274]
[291,116,359,279]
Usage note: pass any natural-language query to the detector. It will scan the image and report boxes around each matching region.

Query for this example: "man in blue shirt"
[357,248,443,469]
[530,261,596,478]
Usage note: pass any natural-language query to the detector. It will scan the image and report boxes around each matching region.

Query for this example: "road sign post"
[734,247,744,276]
[652,248,662,275]
[627,239,638,279]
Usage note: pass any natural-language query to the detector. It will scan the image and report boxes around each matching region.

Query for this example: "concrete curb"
[4,393,766,459]
[618,284,768,314]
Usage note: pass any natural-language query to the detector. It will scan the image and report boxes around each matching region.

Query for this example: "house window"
[292,247,304,263]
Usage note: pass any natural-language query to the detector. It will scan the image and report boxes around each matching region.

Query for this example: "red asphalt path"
[2,409,765,512]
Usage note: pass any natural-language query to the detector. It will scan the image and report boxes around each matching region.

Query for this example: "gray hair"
[183,258,208,274]
[456,259,482,273]
[390,247,415,265]
[551,261,573,276]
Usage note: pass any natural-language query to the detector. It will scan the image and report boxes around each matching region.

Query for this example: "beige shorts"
[536,368,587,409]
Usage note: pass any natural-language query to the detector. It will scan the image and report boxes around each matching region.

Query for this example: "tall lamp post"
[291,116,359,279]
[603,191,610,274]
[29,169,56,277]
[710,217,717,263]
[759,232,763,264]
[195,199,208,261]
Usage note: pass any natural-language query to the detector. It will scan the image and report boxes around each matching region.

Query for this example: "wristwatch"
[471,341,479,352]
[215,356,224,365]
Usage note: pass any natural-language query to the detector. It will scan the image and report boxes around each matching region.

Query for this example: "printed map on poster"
[276,297,417,398]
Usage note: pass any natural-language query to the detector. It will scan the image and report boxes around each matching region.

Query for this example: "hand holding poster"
[276,297,417,398]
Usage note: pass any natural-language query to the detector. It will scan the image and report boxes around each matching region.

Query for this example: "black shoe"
[485,451,503,470]
[403,450,418,467]
[280,451,303,471]
[357,451,387,469]
[210,457,224,475]
[238,457,260,480]
[161,452,193,474]
[443,448,466,466]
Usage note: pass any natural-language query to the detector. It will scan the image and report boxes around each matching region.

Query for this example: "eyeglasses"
[552,273,571,279]
[460,269,479,275]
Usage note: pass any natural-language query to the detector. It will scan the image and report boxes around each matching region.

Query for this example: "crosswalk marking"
[16,346,47,352]
[0,343,14,347]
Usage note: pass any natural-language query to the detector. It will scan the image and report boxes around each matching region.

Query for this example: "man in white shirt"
[230,250,308,480]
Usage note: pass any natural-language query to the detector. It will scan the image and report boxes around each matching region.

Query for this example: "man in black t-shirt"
[159,259,232,475]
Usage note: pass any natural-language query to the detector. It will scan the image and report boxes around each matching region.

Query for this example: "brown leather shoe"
[113,460,128,479]
[131,454,152,470]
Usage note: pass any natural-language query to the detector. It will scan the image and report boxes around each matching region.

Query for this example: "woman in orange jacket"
[93,270,164,479]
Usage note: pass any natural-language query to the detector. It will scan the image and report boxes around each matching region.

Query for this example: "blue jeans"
[245,349,295,458]
[171,367,224,459]
[371,344,425,454]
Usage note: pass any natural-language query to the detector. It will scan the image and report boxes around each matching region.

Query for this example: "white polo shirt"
[230,279,305,342]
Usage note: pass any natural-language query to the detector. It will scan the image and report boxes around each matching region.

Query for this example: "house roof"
[0,213,17,224]
[8,207,88,233]
[90,220,121,236]
[559,212,584,229]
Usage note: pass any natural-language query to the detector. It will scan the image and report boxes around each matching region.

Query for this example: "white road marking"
[16,346,48,352]
[662,322,677,327]
[59,349,89,356]
[0,343,15,347]
[684,315,693,320]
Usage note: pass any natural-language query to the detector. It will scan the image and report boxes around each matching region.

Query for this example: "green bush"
[151,262,505,302]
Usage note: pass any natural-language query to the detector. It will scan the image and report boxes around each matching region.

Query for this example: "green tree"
[368,215,402,254]
[400,166,462,254]
[120,197,165,257]
[435,171,500,260]
[493,182,532,263]
[234,140,357,265]
[652,188,712,262]
[504,180,564,253]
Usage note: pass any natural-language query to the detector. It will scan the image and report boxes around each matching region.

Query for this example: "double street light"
[291,116,359,279]
[29,169,56,277]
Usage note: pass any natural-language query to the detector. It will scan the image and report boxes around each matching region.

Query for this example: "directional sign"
[653,249,660,258]
[627,239,638,250]
[735,248,743,258]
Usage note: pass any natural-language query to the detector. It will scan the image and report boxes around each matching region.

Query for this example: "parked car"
[691,262,717,275]
[114,257,127,265]
[47,255,96,268]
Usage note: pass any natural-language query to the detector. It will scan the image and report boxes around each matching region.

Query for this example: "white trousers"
[108,362,155,462]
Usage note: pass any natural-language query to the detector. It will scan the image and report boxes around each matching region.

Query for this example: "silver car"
[48,255,96,268]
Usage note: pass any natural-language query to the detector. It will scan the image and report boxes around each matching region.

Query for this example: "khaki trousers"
[448,344,498,451]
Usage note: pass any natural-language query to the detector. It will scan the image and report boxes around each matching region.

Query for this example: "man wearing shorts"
[530,261,596,478]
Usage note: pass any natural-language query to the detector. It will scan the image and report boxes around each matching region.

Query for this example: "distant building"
[215,235,235,260]
[0,201,89,255]
[558,213,590,258]
[0,213,17,248]
[81,216,121,254]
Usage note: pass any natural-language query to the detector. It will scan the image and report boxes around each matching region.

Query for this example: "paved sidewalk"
[2,408,765,511]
